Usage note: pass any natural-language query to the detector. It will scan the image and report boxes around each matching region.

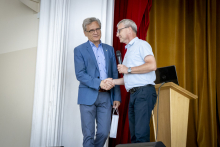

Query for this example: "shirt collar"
[125,37,138,49]
[89,40,102,48]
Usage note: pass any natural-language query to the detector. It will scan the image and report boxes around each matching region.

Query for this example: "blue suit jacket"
[74,41,121,105]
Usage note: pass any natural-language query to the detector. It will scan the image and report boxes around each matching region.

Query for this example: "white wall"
[62,0,115,146]
[0,0,39,147]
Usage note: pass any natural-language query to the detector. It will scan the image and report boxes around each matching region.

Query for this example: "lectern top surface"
[155,82,198,99]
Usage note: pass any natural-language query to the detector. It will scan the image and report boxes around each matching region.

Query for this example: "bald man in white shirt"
[105,19,157,143]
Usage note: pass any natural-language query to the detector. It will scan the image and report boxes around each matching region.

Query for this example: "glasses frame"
[86,28,101,34]
[116,26,129,34]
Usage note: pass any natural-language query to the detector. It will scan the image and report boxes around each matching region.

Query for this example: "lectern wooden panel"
[152,82,198,147]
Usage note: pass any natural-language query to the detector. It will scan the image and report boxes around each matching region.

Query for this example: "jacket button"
[98,76,100,78]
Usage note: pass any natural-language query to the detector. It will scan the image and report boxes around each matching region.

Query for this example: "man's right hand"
[100,79,115,90]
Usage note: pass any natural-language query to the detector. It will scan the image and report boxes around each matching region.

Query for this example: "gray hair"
[117,19,137,33]
[82,17,101,31]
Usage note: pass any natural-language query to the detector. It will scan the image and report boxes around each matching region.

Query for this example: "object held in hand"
[109,108,119,138]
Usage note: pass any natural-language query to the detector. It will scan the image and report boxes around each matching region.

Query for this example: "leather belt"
[99,88,110,92]
[129,84,154,94]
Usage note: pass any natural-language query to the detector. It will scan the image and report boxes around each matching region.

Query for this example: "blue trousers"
[129,85,157,143]
[80,92,111,147]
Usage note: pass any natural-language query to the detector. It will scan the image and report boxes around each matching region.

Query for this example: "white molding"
[106,0,115,46]
[101,0,115,46]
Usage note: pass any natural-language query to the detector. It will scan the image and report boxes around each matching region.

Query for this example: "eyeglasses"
[86,28,101,34]
[116,27,128,34]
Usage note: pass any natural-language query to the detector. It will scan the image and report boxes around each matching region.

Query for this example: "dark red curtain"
[109,0,152,146]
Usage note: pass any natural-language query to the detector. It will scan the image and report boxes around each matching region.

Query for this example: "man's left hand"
[113,101,121,109]
[117,64,128,74]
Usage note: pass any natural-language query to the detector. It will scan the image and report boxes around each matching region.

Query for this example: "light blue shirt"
[89,40,107,80]
[122,37,156,91]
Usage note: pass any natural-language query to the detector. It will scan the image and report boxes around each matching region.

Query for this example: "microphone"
[116,50,124,75]
[116,50,122,64]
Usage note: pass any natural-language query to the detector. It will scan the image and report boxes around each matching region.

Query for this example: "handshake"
[99,64,128,90]
[100,78,115,90]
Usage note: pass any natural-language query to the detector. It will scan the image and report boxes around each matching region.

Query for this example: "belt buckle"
[130,88,136,94]
[132,88,136,93]
[130,86,141,94]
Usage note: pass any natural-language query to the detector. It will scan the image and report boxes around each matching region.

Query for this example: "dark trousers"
[129,85,157,143]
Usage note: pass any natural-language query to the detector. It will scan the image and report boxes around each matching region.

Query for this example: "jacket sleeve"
[74,47,101,90]
[111,47,121,102]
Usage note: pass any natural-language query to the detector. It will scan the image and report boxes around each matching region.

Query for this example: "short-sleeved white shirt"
[122,37,156,91]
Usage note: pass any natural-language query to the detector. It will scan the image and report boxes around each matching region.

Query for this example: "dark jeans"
[129,85,157,143]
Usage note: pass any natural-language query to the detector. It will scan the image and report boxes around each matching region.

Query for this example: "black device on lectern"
[154,65,179,85]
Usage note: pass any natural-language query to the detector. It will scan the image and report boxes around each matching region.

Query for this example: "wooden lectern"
[152,82,198,147]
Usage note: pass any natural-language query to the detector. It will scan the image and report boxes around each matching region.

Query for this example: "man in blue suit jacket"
[74,17,121,147]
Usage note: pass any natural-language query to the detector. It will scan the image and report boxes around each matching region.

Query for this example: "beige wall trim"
[31,0,40,3]
[20,0,40,12]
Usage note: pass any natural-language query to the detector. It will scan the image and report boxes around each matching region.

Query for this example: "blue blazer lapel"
[102,44,109,74]
[85,41,99,70]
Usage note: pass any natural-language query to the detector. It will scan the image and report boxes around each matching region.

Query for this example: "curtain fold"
[30,0,70,146]
[147,0,219,146]
[109,0,152,146]
[217,0,220,146]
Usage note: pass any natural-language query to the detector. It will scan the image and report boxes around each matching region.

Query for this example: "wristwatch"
[127,67,131,74]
